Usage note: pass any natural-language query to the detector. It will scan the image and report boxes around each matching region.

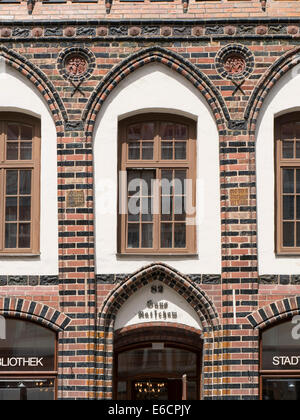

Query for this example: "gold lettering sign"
[230,188,249,206]
[66,190,85,208]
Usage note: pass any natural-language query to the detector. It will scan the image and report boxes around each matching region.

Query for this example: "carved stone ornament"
[57,47,96,83]
[65,54,88,77]
[215,44,254,81]
[223,54,246,76]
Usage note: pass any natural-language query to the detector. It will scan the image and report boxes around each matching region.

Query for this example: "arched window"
[275,112,300,254]
[118,114,196,254]
[0,318,57,400]
[260,318,300,400]
[0,113,40,254]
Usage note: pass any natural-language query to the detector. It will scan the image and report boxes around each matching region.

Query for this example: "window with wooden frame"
[0,113,40,255]
[118,114,196,254]
[260,319,300,400]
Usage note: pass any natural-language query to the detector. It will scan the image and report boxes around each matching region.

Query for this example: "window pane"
[142,142,153,160]
[5,223,17,248]
[20,125,32,140]
[142,224,153,248]
[283,169,294,193]
[6,170,18,195]
[161,223,172,248]
[174,196,185,221]
[296,122,300,139]
[282,141,294,159]
[142,123,154,140]
[161,123,174,140]
[128,224,139,248]
[19,171,32,195]
[161,196,172,221]
[297,223,300,247]
[161,170,173,195]
[6,142,18,160]
[19,223,31,248]
[5,197,17,221]
[262,379,300,401]
[128,197,140,222]
[118,347,197,379]
[296,141,300,159]
[297,196,300,220]
[282,122,294,140]
[19,197,31,221]
[283,195,294,220]
[0,318,56,371]
[174,124,188,140]
[128,124,141,140]
[141,197,152,222]
[283,222,294,247]
[117,381,127,401]
[174,170,186,195]
[174,223,186,248]
[141,171,154,196]
[161,142,173,160]
[297,170,300,194]
[7,124,19,140]
[128,142,140,160]
[175,142,186,160]
[20,142,32,160]
[127,170,140,196]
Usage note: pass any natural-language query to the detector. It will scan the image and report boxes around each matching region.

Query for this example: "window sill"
[0,253,41,257]
[116,253,198,257]
[276,250,300,257]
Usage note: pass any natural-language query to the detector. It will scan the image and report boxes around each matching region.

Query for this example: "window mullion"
[154,168,160,251]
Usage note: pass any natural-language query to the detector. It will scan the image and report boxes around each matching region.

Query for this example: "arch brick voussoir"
[83,46,229,137]
[247,296,300,330]
[245,45,300,133]
[0,46,67,132]
[99,262,220,333]
[0,297,72,332]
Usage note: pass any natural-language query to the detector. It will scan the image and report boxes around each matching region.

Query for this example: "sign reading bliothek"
[0,356,44,368]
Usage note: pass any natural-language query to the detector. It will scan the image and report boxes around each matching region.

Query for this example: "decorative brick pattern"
[247,296,300,330]
[96,273,221,284]
[1,11,300,400]
[0,297,72,331]
[97,263,221,399]
[0,275,59,286]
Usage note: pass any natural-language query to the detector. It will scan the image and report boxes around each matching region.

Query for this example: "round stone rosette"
[215,44,254,81]
[57,47,95,82]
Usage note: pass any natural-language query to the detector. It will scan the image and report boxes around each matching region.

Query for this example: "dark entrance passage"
[114,326,202,400]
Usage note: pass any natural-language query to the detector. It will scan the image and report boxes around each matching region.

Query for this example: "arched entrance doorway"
[97,263,221,400]
[114,325,202,400]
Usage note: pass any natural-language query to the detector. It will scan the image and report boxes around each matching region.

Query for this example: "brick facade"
[1,0,300,400]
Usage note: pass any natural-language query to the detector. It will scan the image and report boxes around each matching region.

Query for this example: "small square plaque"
[66,190,85,208]
[229,188,249,206]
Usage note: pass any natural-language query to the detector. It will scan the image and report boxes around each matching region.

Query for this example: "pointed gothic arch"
[0,46,67,132]
[83,46,229,136]
[97,263,221,399]
[245,46,300,133]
